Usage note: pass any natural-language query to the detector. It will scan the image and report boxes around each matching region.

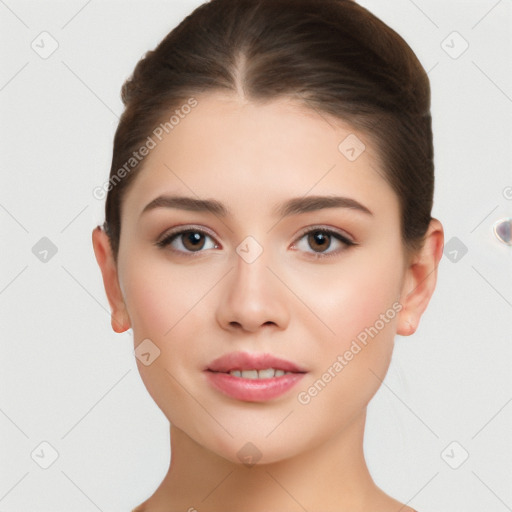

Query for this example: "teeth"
[228,368,294,379]
[241,370,259,379]
[258,368,276,379]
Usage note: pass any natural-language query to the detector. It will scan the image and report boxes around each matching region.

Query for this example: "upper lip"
[206,351,307,373]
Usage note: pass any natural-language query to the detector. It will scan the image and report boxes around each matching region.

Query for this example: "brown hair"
[102,0,434,262]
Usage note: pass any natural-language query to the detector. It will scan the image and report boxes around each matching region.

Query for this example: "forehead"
[121,92,398,223]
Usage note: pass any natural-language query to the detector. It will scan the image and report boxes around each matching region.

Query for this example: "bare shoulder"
[381,501,418,512]
[382,502,418,512]
[366,486,419,512]
[383,499,418,512]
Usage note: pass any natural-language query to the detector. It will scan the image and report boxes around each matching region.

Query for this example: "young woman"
[92,0,444,510]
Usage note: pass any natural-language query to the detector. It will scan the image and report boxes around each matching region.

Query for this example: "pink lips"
[204,351,307,402]
[206,351,307,373]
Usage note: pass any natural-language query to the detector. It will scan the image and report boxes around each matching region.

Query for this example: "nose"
[215,242,290,333]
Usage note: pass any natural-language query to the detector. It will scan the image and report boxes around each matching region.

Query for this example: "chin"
[200,429,313,468]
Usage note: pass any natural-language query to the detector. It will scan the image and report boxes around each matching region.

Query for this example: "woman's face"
[114,92,412,464]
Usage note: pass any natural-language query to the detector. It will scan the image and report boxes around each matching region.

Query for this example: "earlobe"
[91,226,132,333]
[396,218,444,336]
[111,309,131,333]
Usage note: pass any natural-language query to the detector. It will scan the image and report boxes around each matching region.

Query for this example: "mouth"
[205,350,308,375]
[204,351,308,402]
[208,368,299,379]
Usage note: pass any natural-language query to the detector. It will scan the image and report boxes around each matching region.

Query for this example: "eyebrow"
[140,194,373,218]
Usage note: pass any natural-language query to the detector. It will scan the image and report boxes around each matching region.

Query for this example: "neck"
[139,409,382,512]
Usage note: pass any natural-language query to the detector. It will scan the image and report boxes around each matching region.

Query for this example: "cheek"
[120,255,205,339]
[292,263,401,431]
[293,244,404,415]
[118,257,209,428]
[123,279,169,338]
[303,248,403,346]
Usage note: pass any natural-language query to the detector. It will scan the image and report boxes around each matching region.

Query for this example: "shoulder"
[371,493,419,512]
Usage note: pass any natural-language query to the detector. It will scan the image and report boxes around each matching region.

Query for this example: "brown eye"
[156,228,218,254]
[293,227,356,259]
[180,231,207,251]
[307,231,332,252]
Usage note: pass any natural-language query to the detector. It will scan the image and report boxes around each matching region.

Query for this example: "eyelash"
[155,225,357,260]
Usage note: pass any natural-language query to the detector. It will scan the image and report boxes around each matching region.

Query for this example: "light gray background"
[1,0,511,511]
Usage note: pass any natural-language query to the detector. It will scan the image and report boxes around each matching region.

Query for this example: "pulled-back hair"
[103,0,434,261]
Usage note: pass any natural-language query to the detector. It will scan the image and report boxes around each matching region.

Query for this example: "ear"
[396,218,444,336]
[92,226,131,333]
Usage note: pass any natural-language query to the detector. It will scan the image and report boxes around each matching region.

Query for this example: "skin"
[92,91,444,512]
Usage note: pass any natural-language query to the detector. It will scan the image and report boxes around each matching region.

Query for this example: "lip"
[204,351,308,402]
[204,371,306,402]
[205,351,307,373]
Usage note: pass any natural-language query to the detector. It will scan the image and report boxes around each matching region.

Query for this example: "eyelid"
[293,224,355,245]
[156,224,220,246]
[155,223,357,257]
[157,224,354,244]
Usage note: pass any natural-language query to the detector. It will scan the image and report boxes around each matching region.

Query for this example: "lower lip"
[204,370,306,402]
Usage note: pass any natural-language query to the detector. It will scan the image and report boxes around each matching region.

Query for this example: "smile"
[204,369,306,402]
[222,368,295,379]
